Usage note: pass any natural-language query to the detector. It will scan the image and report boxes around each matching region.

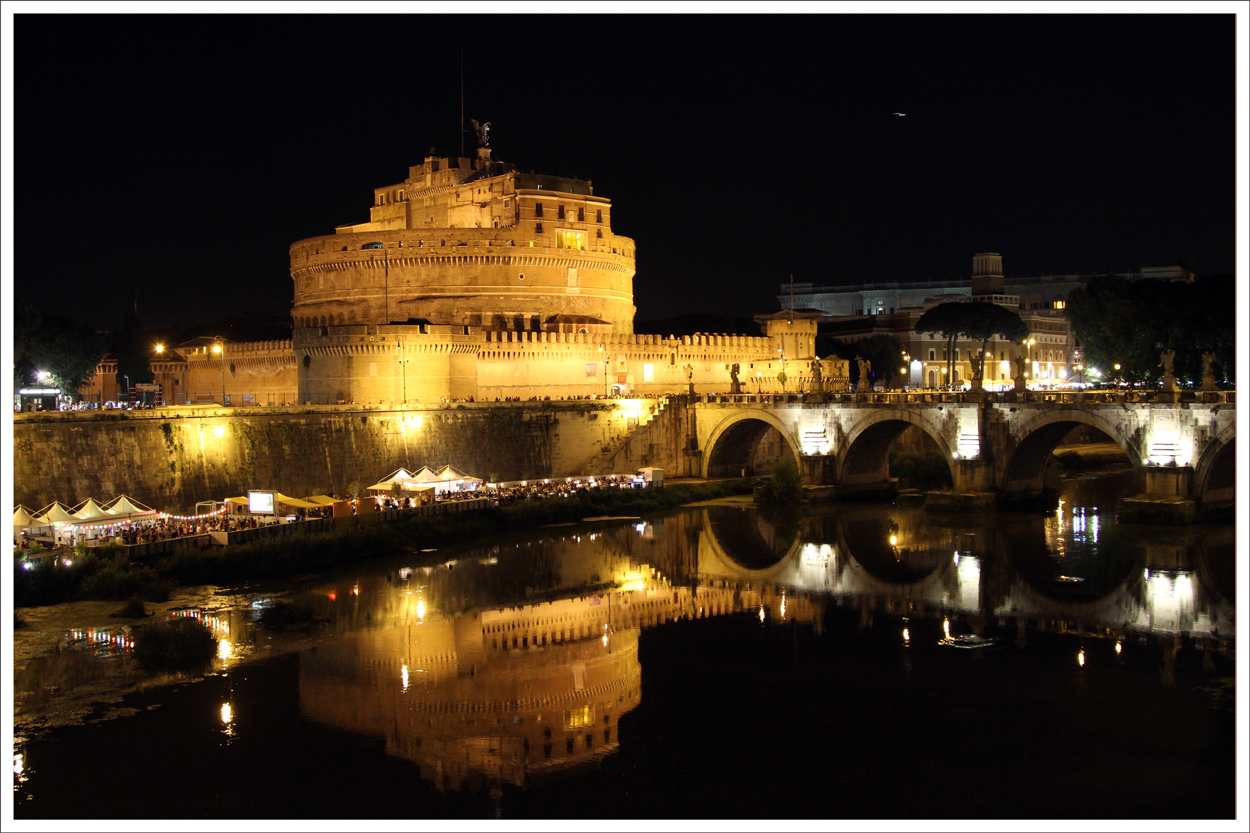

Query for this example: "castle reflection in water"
[253,499,1234,793]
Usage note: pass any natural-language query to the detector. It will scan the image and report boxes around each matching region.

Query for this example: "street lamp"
[1114,363,1122,388]
[598,345,610,398]
[212,337,226,406]
[396,341,409,404]
[755,370,763,394]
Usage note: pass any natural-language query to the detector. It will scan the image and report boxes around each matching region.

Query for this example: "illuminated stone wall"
[12,401,670,512]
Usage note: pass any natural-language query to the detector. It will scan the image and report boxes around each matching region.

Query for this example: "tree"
[112,311,156,396]
[19,310,107,395]
[913,303,964,388]
[1065,273,1235,388]
[953,302,1029,389]
[855,333,905,388]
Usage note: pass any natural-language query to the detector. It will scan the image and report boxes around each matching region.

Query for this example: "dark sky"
[11,12,1238,333]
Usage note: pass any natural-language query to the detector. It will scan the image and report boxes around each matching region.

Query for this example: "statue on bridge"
[809,358,824,394]
[684,363,696,396]
[856,357,872,392]
[1202,351,1217,391]
[729,363,743,395]
[1159,348,1178,392]
[1011,353,1027,392]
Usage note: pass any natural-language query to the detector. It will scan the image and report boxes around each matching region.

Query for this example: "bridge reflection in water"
[287,489,1234,793]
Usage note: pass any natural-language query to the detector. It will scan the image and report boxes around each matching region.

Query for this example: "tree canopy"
[111,311,157,393]
[915,301,1028,388]
[1065,274,1234,386]
[17,309,107,393]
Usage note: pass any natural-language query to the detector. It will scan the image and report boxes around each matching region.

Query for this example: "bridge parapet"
[688,391,1235,519]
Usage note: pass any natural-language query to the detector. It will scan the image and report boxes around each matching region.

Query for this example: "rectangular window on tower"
[556,230,586,250]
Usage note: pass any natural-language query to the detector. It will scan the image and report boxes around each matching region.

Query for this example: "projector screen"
[248,490,276,515]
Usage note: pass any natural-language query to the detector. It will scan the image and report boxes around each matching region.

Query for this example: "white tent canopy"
[14,505,39,528]
[36,502,79,525]
[368,465,482,494]
[72,498,113,521]
[104,495,157,517]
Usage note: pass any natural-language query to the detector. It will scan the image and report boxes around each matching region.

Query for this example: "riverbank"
[14,479,760,608]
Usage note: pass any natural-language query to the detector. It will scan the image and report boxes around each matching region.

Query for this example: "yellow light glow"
[416,600,426,619]
[1114,641,1122,655]
[943,619,951,638]
[889,535,898,546]
[401,665,410,691]
[220,703,233,724]
[217,639,232,660]
[213,425,226,438]
[155,344,165,354]
[758,606,765,623]
[14,753,23,777]
[1078,650,1085,667]
[902,628,910,643]
[212,344,222,354]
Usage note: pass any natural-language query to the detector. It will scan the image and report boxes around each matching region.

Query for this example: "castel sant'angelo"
[288,127,831,405]
[89,130,841,406]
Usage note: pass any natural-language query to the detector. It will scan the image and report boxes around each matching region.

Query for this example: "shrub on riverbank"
[889,450,954,490]
[132,617,216,666]
[754,460,802,505]
[13,548,172,608]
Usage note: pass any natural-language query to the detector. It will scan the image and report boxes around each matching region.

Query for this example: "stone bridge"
[673,389,1236,516]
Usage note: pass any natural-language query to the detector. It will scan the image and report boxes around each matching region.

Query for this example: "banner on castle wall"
[585,363,597,377]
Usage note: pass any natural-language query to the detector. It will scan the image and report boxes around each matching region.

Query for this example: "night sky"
[9,11,1239,334]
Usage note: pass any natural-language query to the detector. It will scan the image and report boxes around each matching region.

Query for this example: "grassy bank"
[14,479,758,606]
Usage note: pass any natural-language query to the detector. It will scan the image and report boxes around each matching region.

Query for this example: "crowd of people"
[108,513,275,546]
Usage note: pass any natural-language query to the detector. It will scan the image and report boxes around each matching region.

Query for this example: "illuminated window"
[566,706,593,729]
[643,363,654,382]
[556,230,587,250]
[1053,300,1065,309]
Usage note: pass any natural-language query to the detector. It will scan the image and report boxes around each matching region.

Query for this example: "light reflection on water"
[12,471,1237,808]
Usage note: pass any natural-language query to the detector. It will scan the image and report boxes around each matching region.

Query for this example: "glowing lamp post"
[212,337,226,406]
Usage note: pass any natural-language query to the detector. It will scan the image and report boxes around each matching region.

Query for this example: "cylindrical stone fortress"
[290,153,637,336]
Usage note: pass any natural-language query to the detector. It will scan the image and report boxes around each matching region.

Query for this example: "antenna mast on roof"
[460,49,464,159]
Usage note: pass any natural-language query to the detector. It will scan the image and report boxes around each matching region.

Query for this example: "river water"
[11,472,1237,820]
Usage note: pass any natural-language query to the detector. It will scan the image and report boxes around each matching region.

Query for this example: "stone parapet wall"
[13,401,664,513]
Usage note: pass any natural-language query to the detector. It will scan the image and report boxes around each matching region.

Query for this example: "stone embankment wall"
[13,400,665,513]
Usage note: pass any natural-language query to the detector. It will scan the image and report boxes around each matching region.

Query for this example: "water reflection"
[13,474,1236,800]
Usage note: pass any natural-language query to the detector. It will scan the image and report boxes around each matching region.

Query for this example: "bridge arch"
[835,409,956,489]
[1192,425,1235,508]
[701,409,802,480]
[698,508,801,583]
[997,408,1141,493]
